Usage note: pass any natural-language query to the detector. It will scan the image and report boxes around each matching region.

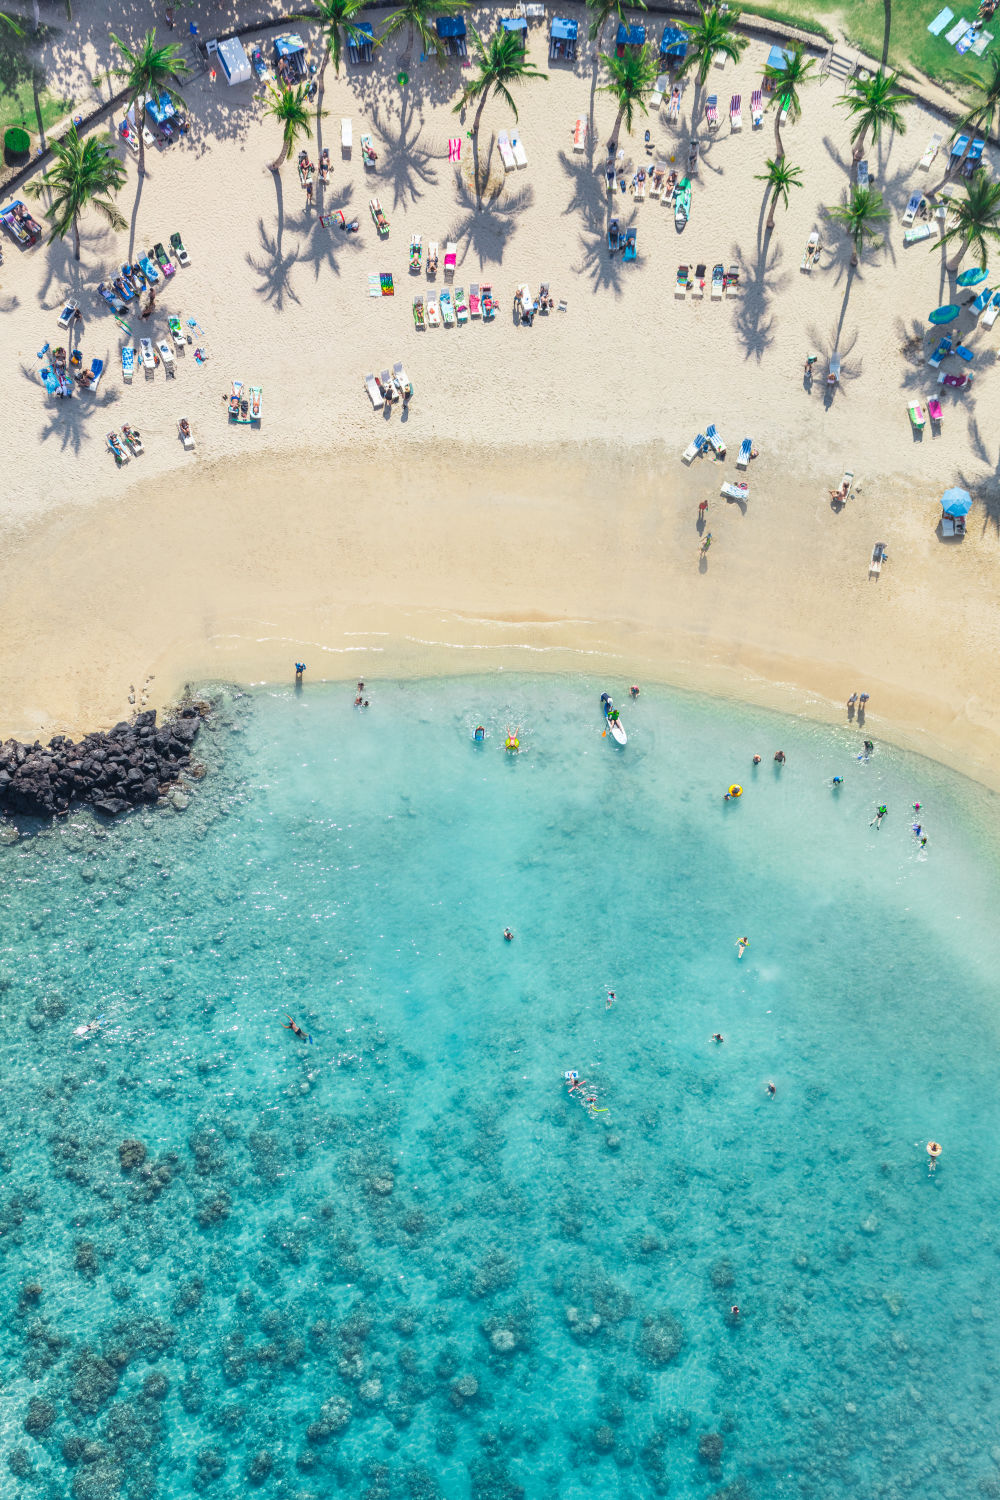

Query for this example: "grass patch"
[738,3,835,43]
[0,18,75,153]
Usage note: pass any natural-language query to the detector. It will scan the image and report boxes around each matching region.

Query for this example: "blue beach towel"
[927,6,953,34]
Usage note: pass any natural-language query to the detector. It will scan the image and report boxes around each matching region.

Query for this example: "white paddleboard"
[607,718,627,746]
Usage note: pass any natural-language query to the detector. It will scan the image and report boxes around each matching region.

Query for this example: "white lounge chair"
[828,353,841,385]
[426,240,439,276]
[392,360,411,398]
[902,192,924,226]
[681,433,706,463]
[364,372,384,409]
[444,242,457,279]
[919,132,942,169]
[720,481,748,501]
[650,74,669,110]
[139,337,155,371]
[801,229,819,271]
[904,223,932,245]
[426,296,440,326]
[869,541,885,577]
[58,300,78,330]
[178,418,195,450]
[511,133,527,168]
[341,117,352,152]
[156,340,175,371]
[573,117,587,152]
[706,423,725,455]
[982,290,1000,328]
[497,131,516,172]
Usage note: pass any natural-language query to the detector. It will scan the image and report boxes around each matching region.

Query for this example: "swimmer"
[474,725,486,741]
[357,680,365,692]
[503,927,514,941]
[629,685,640,700]
[606,990,616,1009]
[912,824,922,837]
[766,1081,776,1097]
[354,694,363,707]
[919,835,928,847]
[752,755,761,766]
[711,1032,725,1043]
[832,775,843,785]
[736,937,749,960]
[773,750,786,764]
[913,802,921,813]
[73,1018,102,1037]
[730,1305,740,1319]
[284,1015,313,1044]
[870,803,888,830]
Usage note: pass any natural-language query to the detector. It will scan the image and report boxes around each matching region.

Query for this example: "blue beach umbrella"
[929,303,961,323]
[956,266,989,287]
[941,487,972,516]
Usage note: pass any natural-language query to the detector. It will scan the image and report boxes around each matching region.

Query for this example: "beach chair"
[750,90,763,128]
[675,264,689,298]
[497,132,516,172]
[982,291,1000,328]
[633,171,646,201]
[908,401,925,428]
[138,253,159,285]
[927,396,943,424]
[121,345,135,382]
[427,241,439,276]
[681,433,707,463]
[902,192,925,226]
[426,296,440,326]
[730,94,742,131]
[919,132,943,169]
[927,335,952,366]
[361,133,377,168]
[440,289,455,326]
[725,264,740,295]
[410,234,422,272]
[736,438,753,469]
[623,227,637,261]
[941,513,956,536]
[393,361,412,399]
[903,223,932,245]
[122,424,144,455]
[706,423,725,456]
[705,95,719,130]
[692,262,706,298]
[57,300,78,330]
[469,283,481,317]
[139,337,156,371]
[511,133,527,168]
[711,264,725,299]
[650,74,668,110]
[413,294,425,329]
[84,357,105,394]
[156,340,175,373]
[869,542,885,578]
[938,371,972,389]
[120,121,139,155]
[369,198,389,236]
[106,431,129,465]
[481,282,496,320]
[828,353,841,386]
[364,373,384,410]
[444,242,457,278]
[608,217,621,252]
[668,86,681,120]
[800,230,819,271]
[573,117,587,151]
[455,287,468,323]
[169,315,185,348]
[178,418,195,449]
[341,118,352,152]
[170,232,190,268]
[857,160,869,189]
[720,481,748,501]
[153,242,174,276]
[969,284,993,317]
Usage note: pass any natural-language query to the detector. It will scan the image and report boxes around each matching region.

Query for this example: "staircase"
[822,45,857,87]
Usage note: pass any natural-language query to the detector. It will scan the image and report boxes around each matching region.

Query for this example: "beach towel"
[956,26,977,53]
[448,137,461,162]
[972,28,993,53]
[945,16,969,43]
[927,6,953,34]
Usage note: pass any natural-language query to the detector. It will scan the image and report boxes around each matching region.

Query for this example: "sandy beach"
[4,5,1000,785]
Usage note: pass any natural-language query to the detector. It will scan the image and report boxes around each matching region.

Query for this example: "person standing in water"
[295,662,306,683]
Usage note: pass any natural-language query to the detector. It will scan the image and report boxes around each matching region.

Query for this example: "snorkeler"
[711,1033,725,1044]
[73,1017,103,1038]
[913,801,921,813]
[730,1305,740,1320]
[870,804,888,830]
[503,927,514,941]
[607,990,616,1009]
[474,725,486,741]
[284,1015,313,1044]
[766,1081,776,1097]
[832,775,843,786]
[736,937,749,960]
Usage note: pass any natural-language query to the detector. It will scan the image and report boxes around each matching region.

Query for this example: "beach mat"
[927,6,953,34]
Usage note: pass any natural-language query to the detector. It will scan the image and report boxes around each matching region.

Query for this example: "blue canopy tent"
[660,24,687,59]
[501,15,528,32]
[435,14,468,56]
[616,21,646,48]
[273,33,307,79]
[549,15,578,59]
[347,20,374,63]
[145,91,177,125]
[764,43,792,92]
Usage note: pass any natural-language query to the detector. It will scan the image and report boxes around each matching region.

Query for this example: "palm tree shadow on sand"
[447,160,533,267]
[952,416,1000,533]
[246,218,302,309]
[370,99,440,210]
[731,240,788,362]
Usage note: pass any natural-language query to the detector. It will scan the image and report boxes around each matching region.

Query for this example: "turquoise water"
[2,675,1000,1500]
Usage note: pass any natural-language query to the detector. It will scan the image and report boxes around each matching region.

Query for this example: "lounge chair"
[623,227,637,261]
[121,345,135,381]
[668,86,681,120]
[481,281,496,320]
[919,132,942,169]
[153,242,175,276]
[426,296,440,326]
[730,94,742,131]
[170,231,190,267]
[106,431,129,465]
[927,396,943,424]
[908,401,925,428]
[85,357,105,394]
[902,192,925,226]
[58,300,78,330]
[705,95,718,129]
[927,335,952,366]
[364,372,384,410]
[440,289,455,326]
[857,160,869,189]
[469,283,481,316]
[681,433,707,463]
[139,337,156,371]
[941,513,956,536]
[361,133,377,168]
[675,263,689,297]
[169,315,185,348]
[750,89,763,128]
[828,353,841,385]
[156,339,175,372]
[650,73,668,110]
[720,481,748,501]
[725,264,740,294]
[455,287,468,323]
[869,542,886,577]
[393,361,412,399]
[692,261,706,298]
[342,117,352,152]
[903,223,932,245]
[970,284,993,315]
[138,253,159,284]
[608,217,621,252]
[444,241,457,278]
[573,117,587,151]
[497,131,516,172]
[736,437,753,469]
[413,294,425,328]
[369,197,389,236]
[511,133,527,168]
[410,233,422,272]
[178,418,195,449]
[122,424,144,455]
[633,171,646,201]
[706,423,725,456]
[426,241,439,276]
[938,371,972,388]
[801,229,819,271]
[982,290,1000,328]
[120,121,139,155]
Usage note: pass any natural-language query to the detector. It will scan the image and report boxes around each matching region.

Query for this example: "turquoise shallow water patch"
[1,676,999,1500]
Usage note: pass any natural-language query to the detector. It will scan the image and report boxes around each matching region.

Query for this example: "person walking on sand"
[295,662,306,682]
[700,532,713,556]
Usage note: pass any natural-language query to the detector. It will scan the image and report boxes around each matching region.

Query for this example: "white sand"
[3,7,1000,784]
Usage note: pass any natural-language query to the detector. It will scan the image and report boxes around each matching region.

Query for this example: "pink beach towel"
[448,137,461,162]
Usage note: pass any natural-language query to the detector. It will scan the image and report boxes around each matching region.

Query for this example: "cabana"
[660,24,687,60]
[217,36,251,86]
[347,21,374,63]
[500,15,528,33]
[273,34,307,81]
[763,44,792,90]
[616,21,646,50]
[549,15,578,59]
[435,15,468,57]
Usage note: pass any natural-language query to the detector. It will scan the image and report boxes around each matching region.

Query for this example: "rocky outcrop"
[0,707,203,820]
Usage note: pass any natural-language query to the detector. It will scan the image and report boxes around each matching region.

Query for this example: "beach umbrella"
[956,266,989,287]
[941,486,972,516]
[929,304,961,323]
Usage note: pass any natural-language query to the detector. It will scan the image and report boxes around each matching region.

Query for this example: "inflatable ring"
[505,737,519,751]
[927,1141,942,1158]
[728,784,743,798]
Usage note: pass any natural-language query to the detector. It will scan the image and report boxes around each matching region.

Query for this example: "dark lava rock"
[118,1140,147,1171]
[24,1397,56,1436]
[637,1310,685,1368]
[699,1432,724,1467]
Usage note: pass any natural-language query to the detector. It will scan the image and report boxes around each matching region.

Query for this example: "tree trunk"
[933,136,971,194]
[946,235,968,273]
[137,102,147,177]
[881,0,891,68]
[611,103,625,152]
[73,213,80,261]
[773,105,783,161]
[766,184,778,231]
[852,124,868,165]
[851,247,858,266]
[271,133,290,171]
[471,93,487,208]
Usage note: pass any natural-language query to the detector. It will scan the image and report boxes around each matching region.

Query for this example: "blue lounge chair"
[623,226,637,261]
[706,423,725,456]
[139,253,160,285]
[121,346,135,380]
[737,438,753,469]
[608,217,620,252]
[681,432,707,463]
[971,284,993,315]
[87,357,105,393]
[927,336,952,367]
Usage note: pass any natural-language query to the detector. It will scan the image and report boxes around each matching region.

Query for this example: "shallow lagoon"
[2,675,999,1500]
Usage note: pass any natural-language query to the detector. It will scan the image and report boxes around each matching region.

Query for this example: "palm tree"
[1,12,24,33]
[381,0,465,62]
[827,185,887,265]
[763,43,814,160]
[755,156,803,231]
[306,0,370,80]
[838,68,909,164]
[264,82,323,171]
[454,28,547,205]
[599,43,660,151]
[109,30,190,178]
[23,125,126,260]
[586,0,646,51]
[935,51,1000,190]
[938,174,1000,271]
[677,1,748,88]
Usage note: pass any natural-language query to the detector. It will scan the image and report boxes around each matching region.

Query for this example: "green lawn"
[0,17,74,156]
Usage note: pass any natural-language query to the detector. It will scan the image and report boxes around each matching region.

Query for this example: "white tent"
[217,36,251,86]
